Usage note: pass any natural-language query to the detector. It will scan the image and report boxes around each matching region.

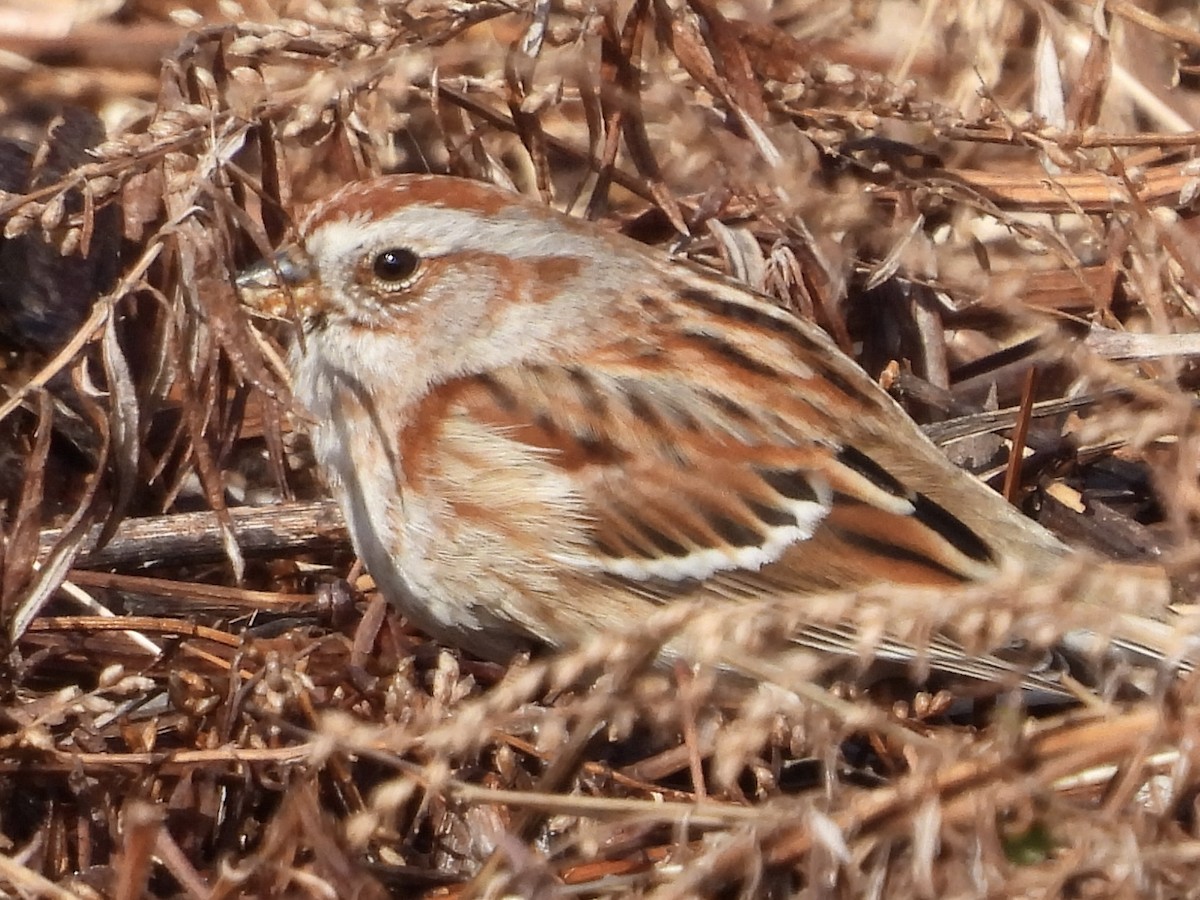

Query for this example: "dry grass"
[4,0,1200,896]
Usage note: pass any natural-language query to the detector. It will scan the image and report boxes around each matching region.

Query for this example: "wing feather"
[396,277,1071,684]
[434,357,1009,592]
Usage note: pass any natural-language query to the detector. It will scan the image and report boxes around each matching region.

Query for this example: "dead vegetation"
[3,0,1200,896]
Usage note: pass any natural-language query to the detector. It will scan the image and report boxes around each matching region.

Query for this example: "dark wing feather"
[400,272,1079,688]
[447,350,1022,594]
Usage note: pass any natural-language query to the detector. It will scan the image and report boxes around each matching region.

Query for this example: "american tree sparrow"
[238,174,1177,687]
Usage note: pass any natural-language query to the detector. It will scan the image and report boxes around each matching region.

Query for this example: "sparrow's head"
[237,175,649,381]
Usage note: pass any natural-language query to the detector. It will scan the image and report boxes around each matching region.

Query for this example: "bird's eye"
[372,248,421,285]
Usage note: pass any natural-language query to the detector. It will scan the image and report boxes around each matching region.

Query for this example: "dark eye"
[372,247,420,285]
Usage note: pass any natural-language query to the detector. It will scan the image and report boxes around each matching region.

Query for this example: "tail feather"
[765,558,1191,701]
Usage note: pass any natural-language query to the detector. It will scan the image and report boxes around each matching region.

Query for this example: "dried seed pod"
[87,175,118,198]
[227,36,263,57]
[39,192,66,232]
[59,226,82,256]
[3,204,40,239]
[92,140,130,161]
